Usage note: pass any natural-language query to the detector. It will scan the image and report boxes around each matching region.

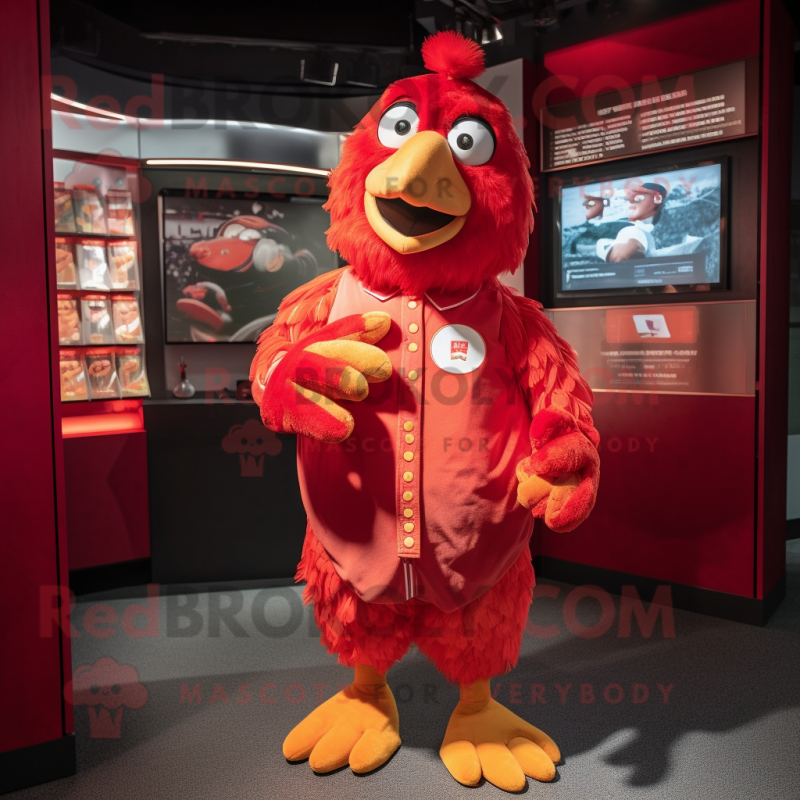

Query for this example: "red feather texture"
[325,58,534,297]
[421,30,485,80]
[249,269,343,407]
[496,280,598,443]
[298,524,535,684]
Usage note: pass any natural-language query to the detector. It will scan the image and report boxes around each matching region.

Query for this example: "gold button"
[403,421,414,431]
[403,536,415,548]
[408,370,418,381]
[403,471,413,482]
[409,323,419,334]
[404,523,415,533]
[403,451,414,462]
[403,508,413,518]
[408,342,418,352]
[405,433,414,444]
[408,300,418,309]
[403,490,413,501]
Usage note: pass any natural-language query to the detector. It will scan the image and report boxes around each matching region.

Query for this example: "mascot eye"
[447,118,495,166]
[378,103,419,149]
[222,223,245,238]
[238,228,262,241]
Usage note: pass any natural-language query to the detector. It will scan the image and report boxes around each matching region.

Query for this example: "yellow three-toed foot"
[440,680,560,792]
[283,664,401,774]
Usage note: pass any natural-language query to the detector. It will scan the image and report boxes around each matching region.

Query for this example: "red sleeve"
[497,280,598,446]
[249,268,345,406]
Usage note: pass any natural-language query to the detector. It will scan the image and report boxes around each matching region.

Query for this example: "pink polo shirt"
[297,268,533,613]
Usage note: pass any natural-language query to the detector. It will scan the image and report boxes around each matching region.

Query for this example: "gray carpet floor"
[11,541,800,800]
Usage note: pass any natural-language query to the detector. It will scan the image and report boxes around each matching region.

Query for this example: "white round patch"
[430,324,486,375]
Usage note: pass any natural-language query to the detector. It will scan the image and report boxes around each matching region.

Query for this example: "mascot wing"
[497,281,597,442]
[250,269,344,406]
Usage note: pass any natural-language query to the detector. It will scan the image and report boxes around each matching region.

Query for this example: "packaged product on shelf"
[111,294,143,343]
[59,350,87,402]
[72,184,107,234]
[85,348,121,399]
[57,293,83,345]
[81,294,114,345]
[117,347,150,397]
[75,239,112,290]
[53,182,76,233]
[106,189,135,235]
[55,238,77,288]
[107,240,139,289]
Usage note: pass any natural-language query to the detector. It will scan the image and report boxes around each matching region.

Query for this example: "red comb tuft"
[421,31,485,80]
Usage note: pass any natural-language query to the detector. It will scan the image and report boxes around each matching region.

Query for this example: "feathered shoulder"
[495,280,597,440]
[250,268,345,399]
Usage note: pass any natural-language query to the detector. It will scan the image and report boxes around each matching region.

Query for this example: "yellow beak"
[364,131,471,254]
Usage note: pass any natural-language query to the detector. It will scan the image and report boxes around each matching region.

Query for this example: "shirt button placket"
[398,295,422,562]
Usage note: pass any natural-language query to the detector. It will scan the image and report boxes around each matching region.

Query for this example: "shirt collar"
[425,285,482,311]
[361,282,481,311]
[362,285,401,302]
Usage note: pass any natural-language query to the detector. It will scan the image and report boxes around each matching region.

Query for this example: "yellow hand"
[261,312,393,442]
[516,465,581,529]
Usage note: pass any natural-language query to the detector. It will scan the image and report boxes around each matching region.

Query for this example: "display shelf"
[52,151,150,405]
[61,397,144,438]
[62,411,144,438]
[54,232,136,239]
[55,290,142,297]
[143,396,255,406]
[61,398,142,415]
[58,342,146,346]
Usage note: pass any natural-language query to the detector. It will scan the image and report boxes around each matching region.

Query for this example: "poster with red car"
[162,192,335,343]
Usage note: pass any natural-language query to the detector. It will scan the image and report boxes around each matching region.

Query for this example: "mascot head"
[325,31,535,296]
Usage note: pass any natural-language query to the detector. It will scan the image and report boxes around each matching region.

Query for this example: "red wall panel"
[756,0,794,598]
[0,0,71,753]
[540,0,760,105]
[528,0,792,613]
[539,394,756,595]
[64,432,151,571]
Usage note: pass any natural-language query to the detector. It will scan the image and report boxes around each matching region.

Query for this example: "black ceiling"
[72,0,415,46]
[51,0,800,99]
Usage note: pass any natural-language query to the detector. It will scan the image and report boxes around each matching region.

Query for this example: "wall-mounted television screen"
[162,190,336,343]
[553,157,728,298]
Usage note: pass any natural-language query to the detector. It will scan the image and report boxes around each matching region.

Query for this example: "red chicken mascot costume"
[250,31,600,792]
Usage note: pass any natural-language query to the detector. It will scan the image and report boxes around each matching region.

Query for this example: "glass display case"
[52,152,149,406]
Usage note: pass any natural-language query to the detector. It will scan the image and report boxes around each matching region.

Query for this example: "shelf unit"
[53,149,150,435]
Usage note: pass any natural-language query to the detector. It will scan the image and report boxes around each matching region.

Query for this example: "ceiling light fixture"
[346,57,379,88]
[481,23,504,43]
[454,0,504,44]
[300,57,339,86]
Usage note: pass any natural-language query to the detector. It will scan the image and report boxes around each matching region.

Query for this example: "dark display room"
[2,0,800,798]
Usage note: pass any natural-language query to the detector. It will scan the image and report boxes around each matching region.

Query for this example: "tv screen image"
[557,160,726,295]
[162,192,335,343]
